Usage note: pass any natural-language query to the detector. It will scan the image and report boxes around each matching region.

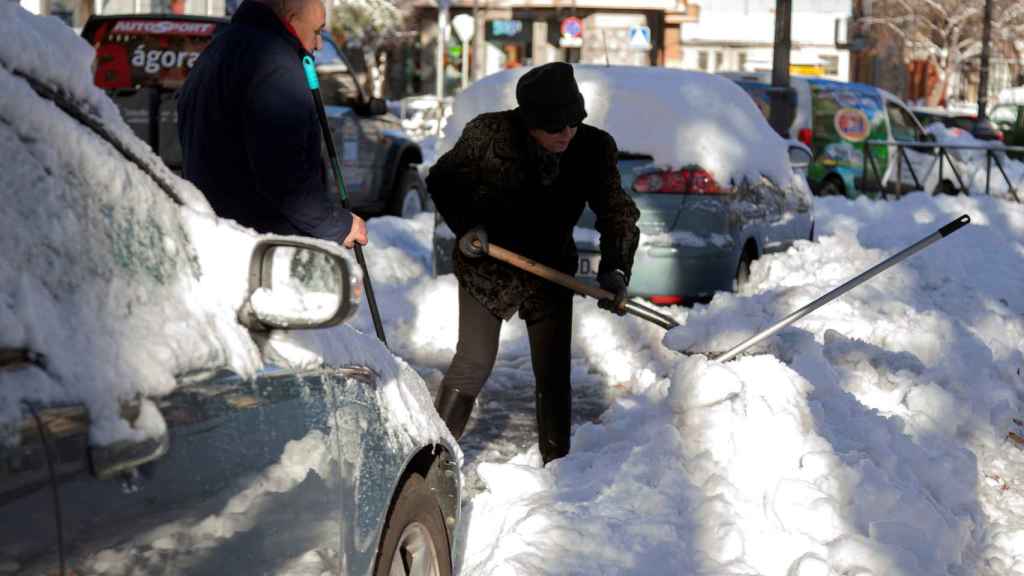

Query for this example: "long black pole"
[302,56,388,346]
[713,214,970,363]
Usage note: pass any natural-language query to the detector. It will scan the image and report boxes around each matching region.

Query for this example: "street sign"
[628,25,651,50]
[559,17,583,48]
[451,13,475,43]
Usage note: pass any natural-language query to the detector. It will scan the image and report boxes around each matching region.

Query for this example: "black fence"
[860,139,1024,203]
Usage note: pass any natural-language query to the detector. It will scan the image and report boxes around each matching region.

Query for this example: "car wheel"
[936,180,960,196]
[374,472,451,576]
[390,167,427,218]
[817,176,844,197]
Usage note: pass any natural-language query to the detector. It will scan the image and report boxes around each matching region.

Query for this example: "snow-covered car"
[431,65,815,305]
[1,6,458,575]
[81,14,428,218]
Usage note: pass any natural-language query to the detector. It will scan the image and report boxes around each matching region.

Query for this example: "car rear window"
[617,154,655,192]
[83,17,222,90]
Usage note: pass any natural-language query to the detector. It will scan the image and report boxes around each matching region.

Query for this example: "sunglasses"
[541,122,582,135]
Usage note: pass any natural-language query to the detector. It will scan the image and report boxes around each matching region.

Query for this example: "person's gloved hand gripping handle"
[597,268,628,315]
[458,226,489,258]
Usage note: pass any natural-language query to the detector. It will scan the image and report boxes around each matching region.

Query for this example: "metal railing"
[860,139,1024,202]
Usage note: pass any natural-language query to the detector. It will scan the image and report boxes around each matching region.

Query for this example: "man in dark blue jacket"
[178,0,367,247]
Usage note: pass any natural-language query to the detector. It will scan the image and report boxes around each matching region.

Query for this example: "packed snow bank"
[442,65,795,188]
[455,193,1024,575]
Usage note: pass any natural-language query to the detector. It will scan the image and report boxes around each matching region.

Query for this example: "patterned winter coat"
[427,110,640,323]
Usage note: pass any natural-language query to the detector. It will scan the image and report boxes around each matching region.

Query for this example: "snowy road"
[352,192,1024,576]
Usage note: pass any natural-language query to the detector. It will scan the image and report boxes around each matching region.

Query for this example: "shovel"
[480,214,971,362]
[479,242,680,330]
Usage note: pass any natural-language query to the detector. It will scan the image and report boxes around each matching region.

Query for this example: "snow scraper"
[302,56,387,346]
[480,214,971,362]
[712,214,970,362]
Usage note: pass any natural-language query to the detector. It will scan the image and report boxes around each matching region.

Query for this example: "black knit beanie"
[515,62,587,132]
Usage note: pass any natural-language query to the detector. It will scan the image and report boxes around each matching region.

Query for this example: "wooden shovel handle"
[483,243,615,300]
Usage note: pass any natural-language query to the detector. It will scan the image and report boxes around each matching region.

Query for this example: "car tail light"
[997,130,1005,141]
[798,128,813,147]
[633,168,727,195]
[649,295,683,305]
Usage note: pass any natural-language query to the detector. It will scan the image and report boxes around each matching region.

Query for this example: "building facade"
[409,0,698,96]
[679,0,852,80]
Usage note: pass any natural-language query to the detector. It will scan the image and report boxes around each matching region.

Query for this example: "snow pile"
[442,65,795,189]
[923,121,1024,200]
[453,193,1024,575]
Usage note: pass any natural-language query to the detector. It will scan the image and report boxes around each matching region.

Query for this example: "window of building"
[714,51,724,72]
[697,51,708,71]
[738,52,748,71]
[821,55,839,76]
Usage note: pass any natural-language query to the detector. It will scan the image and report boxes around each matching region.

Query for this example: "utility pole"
[769,0,793,137]
[977,0,993,123]
[435,0,450,135]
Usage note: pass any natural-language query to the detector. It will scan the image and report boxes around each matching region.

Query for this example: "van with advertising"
[81,15,429,217]
[721,73,934,198]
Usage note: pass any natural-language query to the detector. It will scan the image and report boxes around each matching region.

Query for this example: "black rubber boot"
[434,386,476,440]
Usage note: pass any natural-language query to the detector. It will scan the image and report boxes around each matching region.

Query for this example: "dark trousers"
[438,286,573,463]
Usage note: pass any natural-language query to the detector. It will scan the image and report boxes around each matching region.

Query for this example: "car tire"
[817,176,844,197]
[936,180,959,196]
[374,472,451,576]
[390,167,427,218]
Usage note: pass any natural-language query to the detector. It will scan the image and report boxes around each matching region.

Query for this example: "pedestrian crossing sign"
[628,25,651,50]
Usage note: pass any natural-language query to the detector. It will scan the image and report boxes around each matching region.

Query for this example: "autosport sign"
[111,20,217,36]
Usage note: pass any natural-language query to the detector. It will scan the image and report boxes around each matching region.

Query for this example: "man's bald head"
[255,0,325,53]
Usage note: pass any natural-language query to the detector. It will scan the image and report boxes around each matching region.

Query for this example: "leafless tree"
[858,0,1024,104]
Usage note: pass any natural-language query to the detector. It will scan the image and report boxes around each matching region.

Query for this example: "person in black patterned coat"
[426,62,640,464]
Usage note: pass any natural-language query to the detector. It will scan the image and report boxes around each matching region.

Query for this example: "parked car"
[431,65,814,305]
[989,98,1024,158]
[2,10,459,575]
[81,14,428,218]
[910,106,1003,141]
[722,72,937,198]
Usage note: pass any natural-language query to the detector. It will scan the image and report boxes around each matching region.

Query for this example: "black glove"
[597,269,628,316]
[458,226,489,258]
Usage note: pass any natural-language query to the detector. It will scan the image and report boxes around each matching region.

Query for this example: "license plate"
[578,253,600,278]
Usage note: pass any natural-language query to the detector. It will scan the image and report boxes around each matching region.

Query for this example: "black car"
[82,15,428,218]
[910,106,1004,141]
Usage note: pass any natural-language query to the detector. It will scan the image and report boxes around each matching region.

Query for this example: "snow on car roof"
[441,64,794,188]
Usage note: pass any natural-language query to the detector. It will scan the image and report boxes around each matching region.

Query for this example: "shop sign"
[486,19,527,43]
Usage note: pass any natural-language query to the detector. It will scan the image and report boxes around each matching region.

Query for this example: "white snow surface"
[440,65,795,189]
[299,193,1024,576]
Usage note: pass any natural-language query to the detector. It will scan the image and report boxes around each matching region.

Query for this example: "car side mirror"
[239,239,361,331]
[788,144,812,173]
